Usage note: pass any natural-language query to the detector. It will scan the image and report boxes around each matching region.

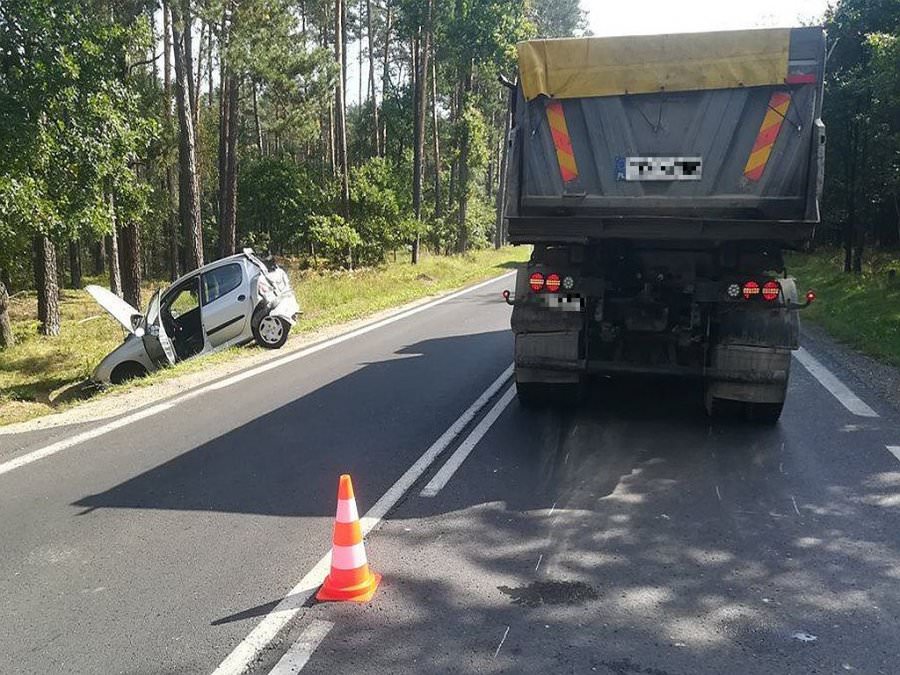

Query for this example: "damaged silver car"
[86,249,300,384]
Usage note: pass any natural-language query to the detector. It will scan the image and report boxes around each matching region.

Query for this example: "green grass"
[787,248,900,366]
[0,246,529,426]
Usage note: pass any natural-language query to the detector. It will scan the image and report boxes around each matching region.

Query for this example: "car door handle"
[237,294,246,302]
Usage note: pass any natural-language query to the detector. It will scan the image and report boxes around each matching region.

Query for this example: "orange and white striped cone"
[316,474,381,603]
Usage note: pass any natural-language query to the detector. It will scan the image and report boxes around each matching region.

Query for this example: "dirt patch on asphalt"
[498,580,599,607]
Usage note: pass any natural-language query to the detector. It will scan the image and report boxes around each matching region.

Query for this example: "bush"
[349,157,414,264]
[238,157,335,254]
[307,214,362,268]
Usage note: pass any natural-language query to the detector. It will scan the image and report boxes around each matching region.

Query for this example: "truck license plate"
[617,156,702,181]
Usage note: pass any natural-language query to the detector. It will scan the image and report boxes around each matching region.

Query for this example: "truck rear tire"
[516,378,585,408]
[743,401,784,425]
[705,390,784,424]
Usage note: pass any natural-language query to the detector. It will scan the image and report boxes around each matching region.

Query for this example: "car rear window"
[202,264,243,305]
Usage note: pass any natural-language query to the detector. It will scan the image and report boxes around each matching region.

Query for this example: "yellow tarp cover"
[518,28,792,101]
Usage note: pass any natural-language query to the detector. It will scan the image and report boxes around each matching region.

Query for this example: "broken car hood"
[85,285,144,335]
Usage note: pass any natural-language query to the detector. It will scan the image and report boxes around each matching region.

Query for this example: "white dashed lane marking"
[211,363,514,675]
[268,620,334,674]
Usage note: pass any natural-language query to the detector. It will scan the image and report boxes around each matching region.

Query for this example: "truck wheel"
[516,381,543,408]
[516,379,585,408]
[744,401,784,425]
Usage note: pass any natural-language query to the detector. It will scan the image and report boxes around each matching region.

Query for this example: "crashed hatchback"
[86,249,299,384]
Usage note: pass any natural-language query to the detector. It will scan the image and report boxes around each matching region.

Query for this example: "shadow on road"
[72,329,512,517]
[71,343,900,673]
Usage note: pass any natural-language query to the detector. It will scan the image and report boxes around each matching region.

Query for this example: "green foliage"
[349,157,415,263]
[307,214,362,267]
[789,249,900,365]
[238,156,335,253]
[821,0,900,246]
[0,0,156,284]
[527,0,587,38]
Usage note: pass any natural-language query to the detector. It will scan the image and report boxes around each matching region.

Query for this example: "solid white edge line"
[420,385,517,498]
[268,620,334,675]
[0,401,174,477]
[0,272,515,478]
[793,347,878,418]
[886,446,900,463]
[210,362,514,675]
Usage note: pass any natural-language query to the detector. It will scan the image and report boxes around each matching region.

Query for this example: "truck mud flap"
[707,344,791,403]
[515,331,581,368]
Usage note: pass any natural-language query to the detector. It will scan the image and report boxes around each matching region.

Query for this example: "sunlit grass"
[787,248,900,365]
[0,246,529,426]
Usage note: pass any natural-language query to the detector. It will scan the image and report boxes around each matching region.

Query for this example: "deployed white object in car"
[85,285,145,336]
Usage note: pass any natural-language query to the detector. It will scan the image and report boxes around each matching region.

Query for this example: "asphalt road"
[2,273,900,675]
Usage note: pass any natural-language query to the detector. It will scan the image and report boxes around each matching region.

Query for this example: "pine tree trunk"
[334,0,350,220]
[431,45,441,218]
[194,21,205,128]
[172,0,204,270]
[456,64,472,253]
[33,235,60,337]
[220,73,239,257]
[92,239,106,276]
[252,79,263,154]
[107,232,121,296]
[208,25,214,108]
[69,240,83,289]
[494,89,512,249]
[162,0,179,280]
[0,281,14,349]
[411,3,431,264]
[183,1,196,132]
[380,4,392,157]
[218,25,229,238]
[366,0,379,156]
[106,190,122,296]
[120,221,142,310]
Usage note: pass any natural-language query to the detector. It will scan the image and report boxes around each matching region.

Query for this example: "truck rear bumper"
[515,356,788,384]
[507,216,815,245]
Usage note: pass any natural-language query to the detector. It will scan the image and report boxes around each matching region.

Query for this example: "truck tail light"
[742,280,760,300]
[546,273,561,292]
[529,272,545,292]
[762,280,780,302]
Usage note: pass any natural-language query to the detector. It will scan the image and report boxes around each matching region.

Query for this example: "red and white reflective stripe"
[335,498,359,524]
[330,542,367,570]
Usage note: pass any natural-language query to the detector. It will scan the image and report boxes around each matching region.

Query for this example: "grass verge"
[787,248,900,366]
[0,246,528,426]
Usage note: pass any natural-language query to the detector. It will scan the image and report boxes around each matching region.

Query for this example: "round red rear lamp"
[546,273,561,292]
[806,290,816,304]
[762,280,780,302]
[742,280,760,300]
[529,272,545,292]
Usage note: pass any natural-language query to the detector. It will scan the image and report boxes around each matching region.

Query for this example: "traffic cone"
[316,474,381,603]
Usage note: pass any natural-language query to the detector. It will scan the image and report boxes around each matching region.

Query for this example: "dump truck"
[503,27,825,422]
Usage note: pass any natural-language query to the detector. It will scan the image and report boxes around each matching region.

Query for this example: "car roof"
[169,252,253,287]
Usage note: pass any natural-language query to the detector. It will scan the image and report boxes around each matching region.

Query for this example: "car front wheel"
[252,313,290,349]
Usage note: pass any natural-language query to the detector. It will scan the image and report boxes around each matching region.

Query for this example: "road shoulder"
[0,274,512,440]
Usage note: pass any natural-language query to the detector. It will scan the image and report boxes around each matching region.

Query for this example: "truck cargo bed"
[505,27,826,245]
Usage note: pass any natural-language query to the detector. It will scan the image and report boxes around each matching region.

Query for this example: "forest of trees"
[819,0,900,272]
[0,0,587,340]
[0,0,897,344]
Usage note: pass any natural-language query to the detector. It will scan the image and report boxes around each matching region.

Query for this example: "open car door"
[142,289,176,367]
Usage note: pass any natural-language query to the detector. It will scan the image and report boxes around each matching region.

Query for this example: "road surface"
[1,273,899,674]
